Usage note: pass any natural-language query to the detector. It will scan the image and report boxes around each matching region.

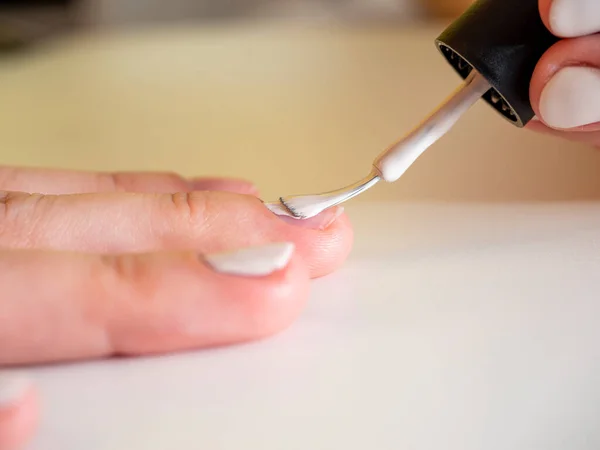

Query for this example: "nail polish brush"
[266,0,559,219]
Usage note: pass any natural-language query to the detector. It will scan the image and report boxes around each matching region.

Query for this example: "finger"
[530,35,600,133]
[189,177,259,196]
[0,191,353,278]
[0,243,308,365]
[0,166,259,196]
[526,120,600,148]
[539,0,600,38]
[0,374,37,450]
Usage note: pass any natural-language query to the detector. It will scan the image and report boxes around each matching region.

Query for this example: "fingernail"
[204,242,295,277]
[278,206,345,230]
[549,0,600,37]
[539,67,600,129]
[0,373,31,408]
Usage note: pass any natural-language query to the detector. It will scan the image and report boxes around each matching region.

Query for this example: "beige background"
[0,22,598,203]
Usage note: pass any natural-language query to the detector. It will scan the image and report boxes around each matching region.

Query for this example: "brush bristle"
[279,197,307,219]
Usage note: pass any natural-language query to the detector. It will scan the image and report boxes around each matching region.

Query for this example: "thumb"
[539,0,600,38]
[530,35,600,133]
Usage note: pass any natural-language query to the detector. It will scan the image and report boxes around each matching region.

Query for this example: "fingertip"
[0,375,38,450]
[530,39,565,118]
[227,195,355,278]
[531,36,600,132]
[307,210,354,278]
[241,253,312,339]
[538,0,553,34]
[543,0,600,38]
[526,117,600,146]
[163,190,354,280]
[267,206,354,278]
[195,247,311,345]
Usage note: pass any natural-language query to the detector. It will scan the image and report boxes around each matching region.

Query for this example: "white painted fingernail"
[539,67,600,129]
[204,242,294,277]
[549,0,600,37]
[0,373,31,408]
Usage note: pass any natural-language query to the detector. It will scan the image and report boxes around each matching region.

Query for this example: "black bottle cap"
[435,0,559,127]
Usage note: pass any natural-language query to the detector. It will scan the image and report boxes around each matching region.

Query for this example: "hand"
[529,0,600,146]
[0,166,352,449]
[0,166,352,365]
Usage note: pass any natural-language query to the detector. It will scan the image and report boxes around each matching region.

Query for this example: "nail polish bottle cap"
[435,0,558,127]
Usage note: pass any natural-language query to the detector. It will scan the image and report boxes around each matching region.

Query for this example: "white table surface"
[18,201,600,450]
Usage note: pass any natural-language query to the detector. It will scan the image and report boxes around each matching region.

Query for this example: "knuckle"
[0,191,46,247]
[100,253,150,289]
[165,191,212,228]
[97,253,204,355]
[96,253,159,354]
[97,251,304,355]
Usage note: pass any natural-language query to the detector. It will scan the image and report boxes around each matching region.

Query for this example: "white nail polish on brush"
[540,67,600,129]
[205,242,295,277]
[550,0,600,37]
[0,373,31,407]
[270,70,491,219]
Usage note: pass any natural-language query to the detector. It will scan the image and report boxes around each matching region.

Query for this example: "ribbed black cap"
[435,0,559,127]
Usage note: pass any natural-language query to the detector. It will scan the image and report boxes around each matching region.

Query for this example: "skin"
[0,168,354,367]
[2,2,599,446]
[528,0,600,143]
